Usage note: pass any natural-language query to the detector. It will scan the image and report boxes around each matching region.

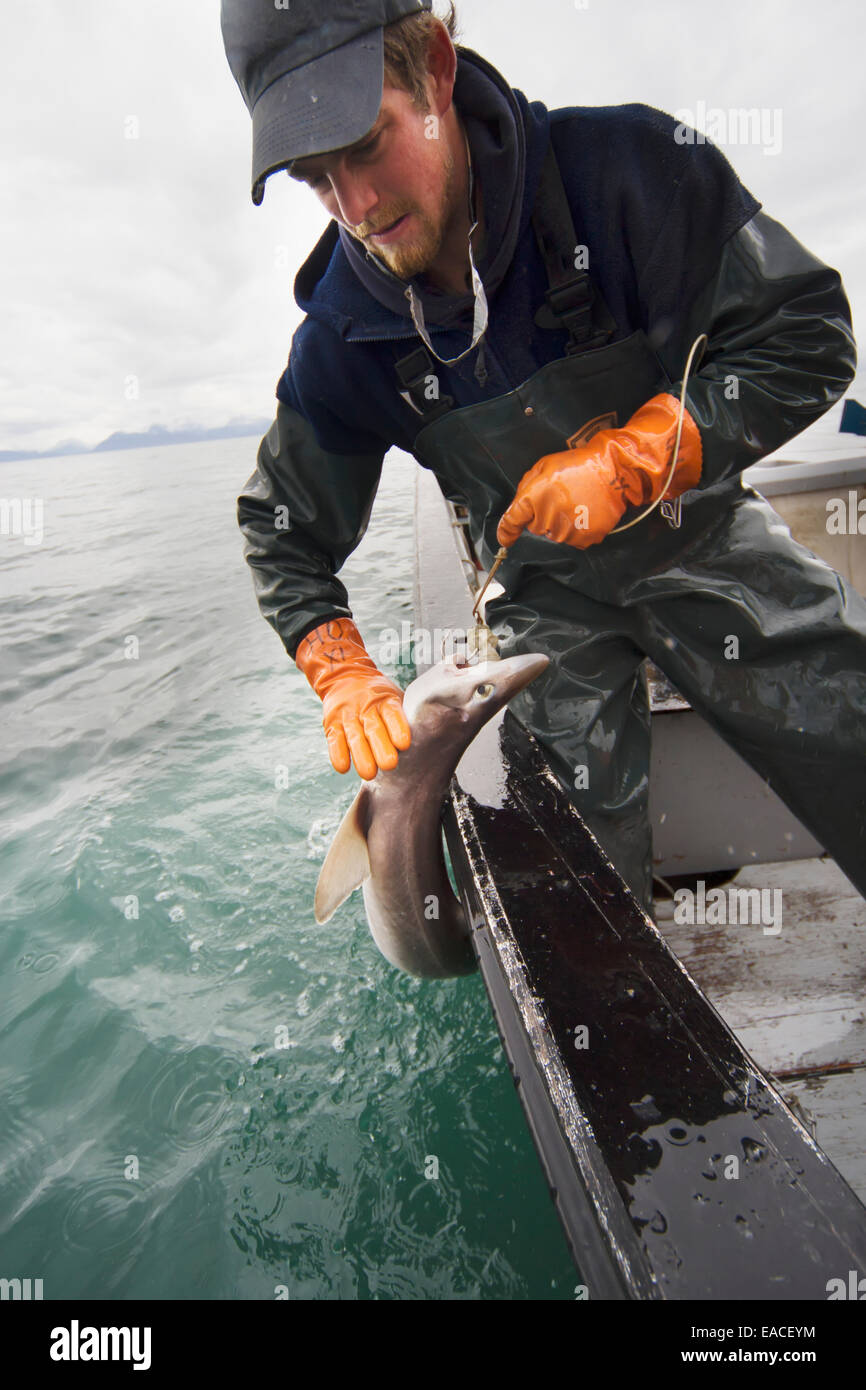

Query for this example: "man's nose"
[329,164,379,232]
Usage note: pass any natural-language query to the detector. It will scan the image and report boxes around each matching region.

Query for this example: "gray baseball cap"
[221,0,434,205]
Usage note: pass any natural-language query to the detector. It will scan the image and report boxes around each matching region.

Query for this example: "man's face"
[289,83,457,280]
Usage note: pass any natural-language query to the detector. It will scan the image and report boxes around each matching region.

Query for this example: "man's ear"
[425,20,457,118]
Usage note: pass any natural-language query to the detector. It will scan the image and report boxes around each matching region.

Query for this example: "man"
[221,0,865,912]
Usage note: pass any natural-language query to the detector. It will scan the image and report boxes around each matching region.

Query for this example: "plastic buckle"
[395,347,453,421]
[545,276,593,318]
[542,278,613,355]
[395,346,431,388]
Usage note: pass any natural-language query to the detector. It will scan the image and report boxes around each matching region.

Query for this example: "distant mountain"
[43,438,91,457]
[0,418,272,463]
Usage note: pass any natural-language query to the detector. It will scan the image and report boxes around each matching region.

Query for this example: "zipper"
[344,321,482,346]
[342,250,424,344]
[344,327,421,344]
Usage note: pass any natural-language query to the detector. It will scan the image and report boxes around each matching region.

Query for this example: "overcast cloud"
[1,0,863,453]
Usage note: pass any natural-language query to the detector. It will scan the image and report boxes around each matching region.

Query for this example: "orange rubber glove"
[295,618,411,780]
[497,393,702,550]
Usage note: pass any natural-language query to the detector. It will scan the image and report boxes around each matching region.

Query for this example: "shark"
[314,651,550,978]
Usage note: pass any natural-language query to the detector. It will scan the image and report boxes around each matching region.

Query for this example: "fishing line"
[472,332,709,624]
[609,331,708,534]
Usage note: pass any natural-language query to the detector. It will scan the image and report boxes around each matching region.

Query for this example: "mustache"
[352,206,414,239]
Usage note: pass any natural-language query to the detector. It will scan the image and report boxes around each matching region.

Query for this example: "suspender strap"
[531,141,617,354]
[394,345,455,424]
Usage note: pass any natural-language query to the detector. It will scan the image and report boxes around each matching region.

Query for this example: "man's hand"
[295,618,411,780]
[497,393,702,550]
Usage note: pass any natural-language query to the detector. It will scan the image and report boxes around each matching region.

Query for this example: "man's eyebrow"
[288,161,320,183]
[289,119,385,181]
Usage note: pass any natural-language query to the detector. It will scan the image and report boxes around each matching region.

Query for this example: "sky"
[1,0,864,454]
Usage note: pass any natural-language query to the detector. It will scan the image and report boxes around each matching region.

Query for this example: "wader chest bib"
[407,146,866,911]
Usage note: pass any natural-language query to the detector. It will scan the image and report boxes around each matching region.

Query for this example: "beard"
[352,145,457,281]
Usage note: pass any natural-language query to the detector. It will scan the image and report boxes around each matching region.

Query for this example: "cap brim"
[250,29,384,205]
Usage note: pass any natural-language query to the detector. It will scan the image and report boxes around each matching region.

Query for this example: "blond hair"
[383,4,460,107]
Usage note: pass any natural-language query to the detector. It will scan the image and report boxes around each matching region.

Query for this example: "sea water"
[0,436,576,1299]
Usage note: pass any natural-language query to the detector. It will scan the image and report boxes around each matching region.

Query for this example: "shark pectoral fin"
[314,790,372,924]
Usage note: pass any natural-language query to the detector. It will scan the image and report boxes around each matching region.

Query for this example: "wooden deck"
[654,855,866,1203]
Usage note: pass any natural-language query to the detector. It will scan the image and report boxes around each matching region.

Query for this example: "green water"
[0,437,576,1299]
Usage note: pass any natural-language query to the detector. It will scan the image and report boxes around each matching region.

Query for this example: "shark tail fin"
[314,788,372,924]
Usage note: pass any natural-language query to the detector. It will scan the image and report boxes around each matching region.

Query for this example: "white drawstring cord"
[472,332,709,622]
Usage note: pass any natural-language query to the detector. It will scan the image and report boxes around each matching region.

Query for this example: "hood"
[293,48,551,342]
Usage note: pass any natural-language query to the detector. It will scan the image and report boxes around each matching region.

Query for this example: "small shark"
[314,652,550,978]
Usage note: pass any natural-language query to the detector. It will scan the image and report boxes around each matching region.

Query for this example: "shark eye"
[473,682,495,699]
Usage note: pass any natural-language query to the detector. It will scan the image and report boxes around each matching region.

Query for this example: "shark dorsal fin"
[314,789,372,924]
